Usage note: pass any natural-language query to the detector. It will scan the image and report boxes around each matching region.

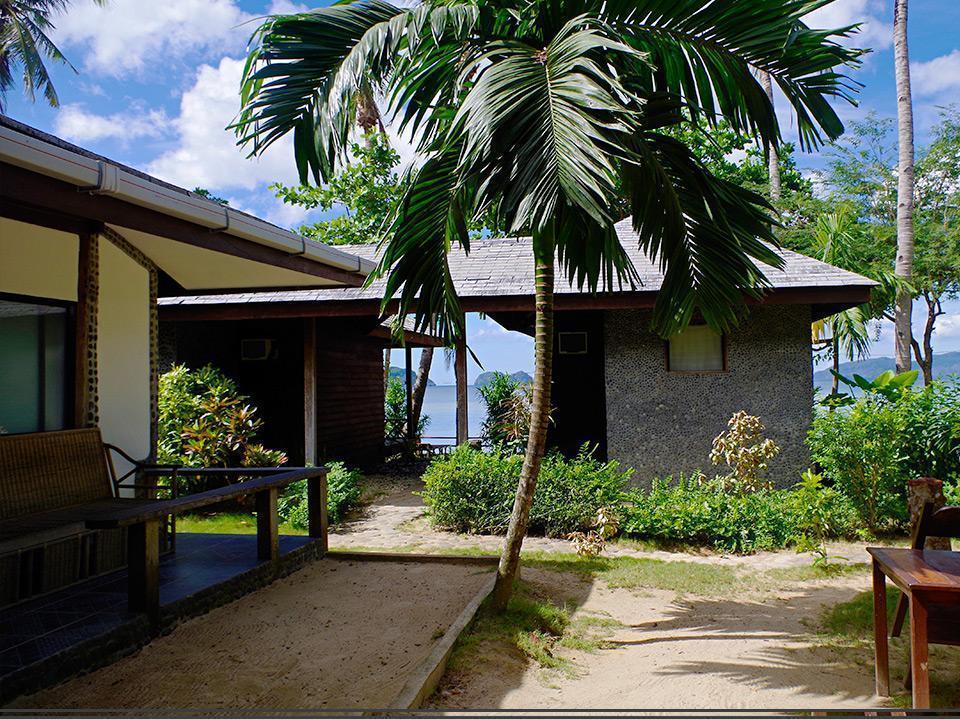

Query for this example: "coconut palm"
[234,0,862,610]
[893,0,915,372]
[0,0,106,110]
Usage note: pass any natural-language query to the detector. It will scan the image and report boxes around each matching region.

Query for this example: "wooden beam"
[405,345,414,449]
[307,473,328,552]
[303,318,318,466]
[0,162,366,288]
[455,337,469,445]
[256,488,279,562]
[127,519,160,623]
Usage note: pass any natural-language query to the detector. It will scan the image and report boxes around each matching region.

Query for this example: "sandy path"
[433,568,881,711]
[13,559,494,710]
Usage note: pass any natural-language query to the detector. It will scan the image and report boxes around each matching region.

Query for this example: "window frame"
[0,291,76,434]
[663,322,728,374]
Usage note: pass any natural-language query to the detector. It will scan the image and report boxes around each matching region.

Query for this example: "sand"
[13,558,494,710]
[432,567,885,711]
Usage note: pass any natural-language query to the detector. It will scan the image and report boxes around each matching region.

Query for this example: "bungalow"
[0,117,371,607]
[159,222,875,487]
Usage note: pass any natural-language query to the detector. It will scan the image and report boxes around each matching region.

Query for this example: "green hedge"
[422,446,631,536]
[620,475,861,554]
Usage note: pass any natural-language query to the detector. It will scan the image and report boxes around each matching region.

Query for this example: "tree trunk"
[831,331,840,395]
[910,293,940,385]
[492,226,555,612]
[411,346,434,434]
[384,348,391,391]
[759,70,781,202]
[893,0,915,373]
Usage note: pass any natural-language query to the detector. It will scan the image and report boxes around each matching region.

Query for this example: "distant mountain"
[388,366,436,386]
[475,370,533,388]
[813,352,960,394]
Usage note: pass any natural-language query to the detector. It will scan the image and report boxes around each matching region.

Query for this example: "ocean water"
[420,385,486,444]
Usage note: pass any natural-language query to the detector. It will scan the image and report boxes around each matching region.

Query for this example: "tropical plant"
[0,0,106,110]
[830,368,919,405]
[384,376,427,443]
[158,365,288,491]
[709,411,780,493]
[278,461,363,527]
[791,469,849,570]
[478,371,532,452]
[233,0,862,609]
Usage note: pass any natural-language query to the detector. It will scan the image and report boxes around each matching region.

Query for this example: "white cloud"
[53,0,253,78]
[805,0,891,52]
[146,57,301,192]
[54,103,170,144]
[911,50,960,98]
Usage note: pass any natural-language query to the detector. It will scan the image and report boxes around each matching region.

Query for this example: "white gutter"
[0,123,376,277]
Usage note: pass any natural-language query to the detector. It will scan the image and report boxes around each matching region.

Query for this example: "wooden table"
[867,547,960,708]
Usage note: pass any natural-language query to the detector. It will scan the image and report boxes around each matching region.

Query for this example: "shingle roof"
[159,218,875,307]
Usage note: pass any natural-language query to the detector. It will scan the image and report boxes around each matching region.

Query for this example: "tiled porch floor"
[0,533,313,680]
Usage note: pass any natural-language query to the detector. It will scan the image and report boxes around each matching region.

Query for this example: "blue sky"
[5,0,960,383]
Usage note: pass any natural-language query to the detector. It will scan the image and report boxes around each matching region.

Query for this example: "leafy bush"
[422,445,631,536]
[894,381,960,484]
[807,397,908,532]
[158,365,287,490]
[620,473,860,554]
[278,461,363,527]
[709,410,780,492]
[478,372,531,452]
[384,376,428,443]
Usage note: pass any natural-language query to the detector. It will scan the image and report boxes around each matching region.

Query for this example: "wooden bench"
[1,428,328,621]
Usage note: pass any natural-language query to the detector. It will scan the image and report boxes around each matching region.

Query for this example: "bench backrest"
[912,502,960,547]
[0,428,113,520]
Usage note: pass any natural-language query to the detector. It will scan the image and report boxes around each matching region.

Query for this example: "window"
[667,324,725,372]
[558,331,588,355]
[0,296,72,434]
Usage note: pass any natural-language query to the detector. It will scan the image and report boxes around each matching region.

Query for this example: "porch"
[1,532,321,703]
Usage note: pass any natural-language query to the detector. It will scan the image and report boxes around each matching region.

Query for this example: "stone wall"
[604,304,813,488]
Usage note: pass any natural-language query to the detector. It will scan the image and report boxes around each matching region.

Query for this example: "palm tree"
[757,70,782,202]
[234,0,862,611]
[893,0,915,373]
[0,0,105,110]
[810,209,873,394]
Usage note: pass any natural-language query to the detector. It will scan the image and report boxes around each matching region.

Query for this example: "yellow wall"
[98,239,151,466]
[0,218,78,301]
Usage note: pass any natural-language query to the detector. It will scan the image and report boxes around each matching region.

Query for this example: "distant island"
[388,366,436,386]
[475,370,533,388]
[813,351,960,394]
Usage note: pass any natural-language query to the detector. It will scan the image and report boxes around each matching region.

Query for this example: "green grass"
[176,512,306,536]
[763,561,871,584]
[820,587,898,640]
[447,582,623,677]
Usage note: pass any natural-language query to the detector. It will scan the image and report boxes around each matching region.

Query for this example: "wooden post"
[74,233,98,428]
[455,337,468,445]
[907,478,950,550]
[872,559,890,697]
[303,318,318,466]
[128,519,160,623]
[405,345,414,448]
[256,488,279,562]
[308,472,329,553]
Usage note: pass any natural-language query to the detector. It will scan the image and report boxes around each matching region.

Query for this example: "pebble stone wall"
[604,304,814,488]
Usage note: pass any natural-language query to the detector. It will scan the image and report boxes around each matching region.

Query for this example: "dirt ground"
[432,568,881,711]
[12,559,494,710]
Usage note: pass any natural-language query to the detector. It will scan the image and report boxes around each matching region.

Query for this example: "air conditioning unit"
[241,338,275,361]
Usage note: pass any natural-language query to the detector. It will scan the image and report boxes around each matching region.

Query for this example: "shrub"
[478,372,531,452]
[619,473,861,554]
[158,365,287,491]
[807,397,908,533]
[894,381,960,485]
[421,445,631,536]
[709,411,780,492]
[278,461,363,527]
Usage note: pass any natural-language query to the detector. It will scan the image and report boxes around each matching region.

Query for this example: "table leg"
[128,519,160,624]
[909,594,930,709]
[872,559,890,697]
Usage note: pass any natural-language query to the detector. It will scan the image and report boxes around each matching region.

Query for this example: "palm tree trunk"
[384,348,391,391]
[492,225,555,612]
[893,0,915,373]
[759,70,781,202]
[411,346,434,433]
[831,331,840,395]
